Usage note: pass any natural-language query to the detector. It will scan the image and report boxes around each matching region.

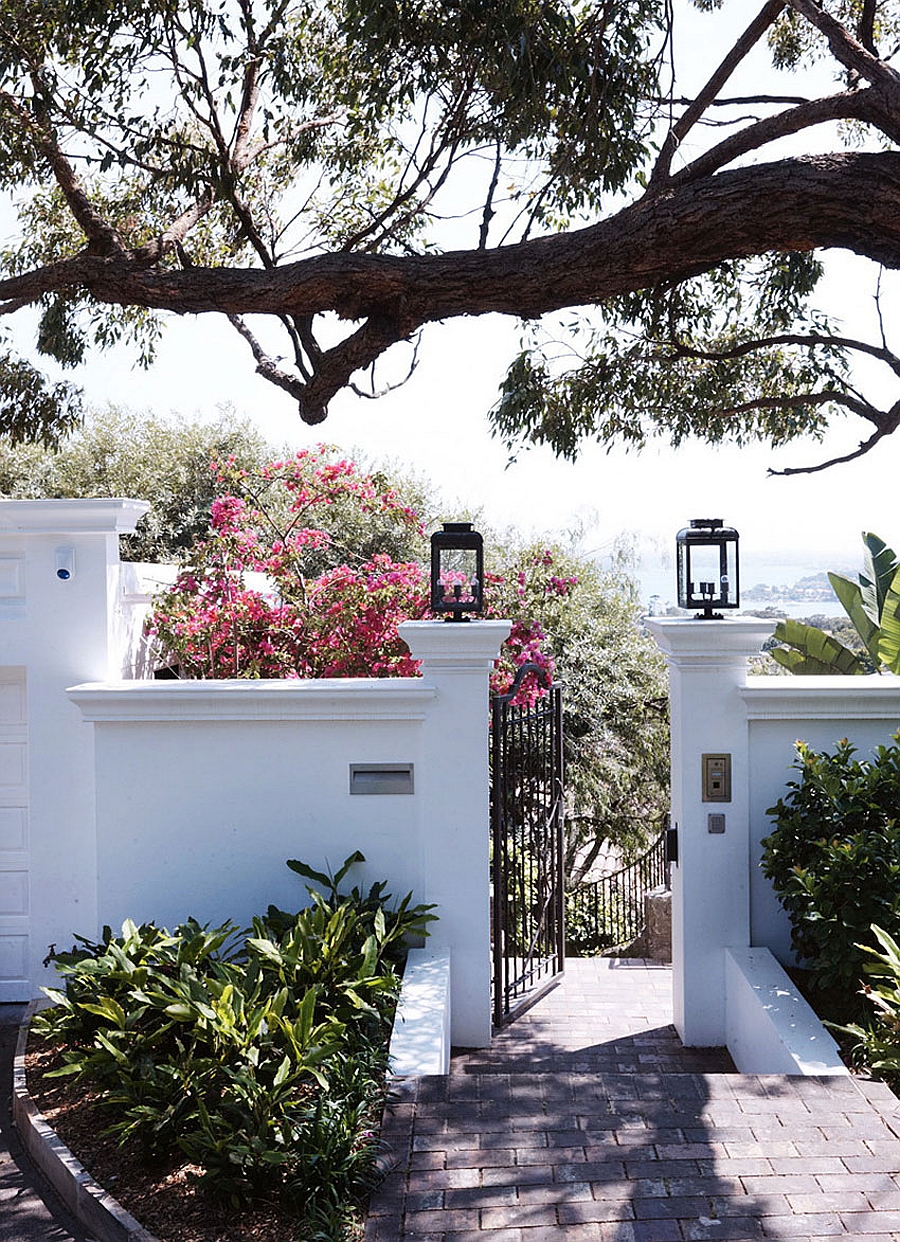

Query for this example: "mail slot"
[349,763,414,795]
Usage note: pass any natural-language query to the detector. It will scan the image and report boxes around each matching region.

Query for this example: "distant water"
[632,548,849,620]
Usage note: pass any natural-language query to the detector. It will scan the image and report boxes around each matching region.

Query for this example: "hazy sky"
[4,3,899,580]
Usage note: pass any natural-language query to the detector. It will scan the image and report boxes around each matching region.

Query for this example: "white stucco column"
[0,499,149,1000]
[645,617,775,1047]
[400,620,511,1048]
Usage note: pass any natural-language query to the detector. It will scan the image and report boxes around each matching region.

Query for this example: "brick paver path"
[366,957,900,1241]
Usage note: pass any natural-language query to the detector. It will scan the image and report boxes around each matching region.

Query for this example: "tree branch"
[717,389,880,424]
[5,151,900,425]
[671,328,900,380]
[770,416,900,475]
[668,89,883,187]
[650,0,786,188]
[0,85,125,257]
[789,0,900,91]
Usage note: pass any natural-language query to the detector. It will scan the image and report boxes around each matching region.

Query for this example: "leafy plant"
[35,853,435,1218]
[770,533,900,674]
[761,736,900,994]
[829,924,900,1085]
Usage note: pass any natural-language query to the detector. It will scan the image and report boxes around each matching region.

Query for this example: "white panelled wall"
[0,499,150,1001]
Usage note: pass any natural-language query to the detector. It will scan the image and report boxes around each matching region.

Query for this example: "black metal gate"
[491,664,564,1027]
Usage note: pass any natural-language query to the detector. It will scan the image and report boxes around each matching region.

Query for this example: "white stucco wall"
[69,621,510,1047]
[0,500,150,999]
[648,614,900,1056]
[741,676,900,964]
[0,500,508,1047]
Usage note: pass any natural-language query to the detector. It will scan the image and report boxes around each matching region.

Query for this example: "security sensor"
[55,547,75,581]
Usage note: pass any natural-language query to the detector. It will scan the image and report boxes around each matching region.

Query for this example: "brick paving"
[366,957,900,1241]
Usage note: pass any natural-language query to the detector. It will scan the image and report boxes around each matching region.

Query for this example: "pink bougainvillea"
[149,447,558,700]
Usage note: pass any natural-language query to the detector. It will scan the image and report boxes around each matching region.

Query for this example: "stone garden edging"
[12,1001,160,1242]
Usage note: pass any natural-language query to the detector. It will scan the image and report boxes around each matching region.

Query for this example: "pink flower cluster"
[150,447,560,703]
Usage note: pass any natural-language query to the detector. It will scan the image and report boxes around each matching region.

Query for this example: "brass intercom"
[702,753,731,802]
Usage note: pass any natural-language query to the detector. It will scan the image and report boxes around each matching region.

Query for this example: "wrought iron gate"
[491,664,564,1027]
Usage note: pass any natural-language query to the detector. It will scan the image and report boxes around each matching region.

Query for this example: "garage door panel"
[0,669,28,1001]
[0,807,27,852]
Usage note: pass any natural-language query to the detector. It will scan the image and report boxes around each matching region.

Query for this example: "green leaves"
[770,618,870,675]
[762,734,900,995]
[492,254,844,461]
[36,854,437,1213]
[771,533,900,676]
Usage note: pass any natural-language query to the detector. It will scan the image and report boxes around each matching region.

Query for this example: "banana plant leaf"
[828,572,880,662]
[877,566,900,674]
[771,618,868,675]
[859,532,900,628]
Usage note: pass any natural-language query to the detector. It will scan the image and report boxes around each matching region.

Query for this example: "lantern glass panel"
[690,544,725,605]
[437,545,480,608]
[430,522,484,618]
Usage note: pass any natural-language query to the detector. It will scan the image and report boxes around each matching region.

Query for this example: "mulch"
[24,1034,366,1242]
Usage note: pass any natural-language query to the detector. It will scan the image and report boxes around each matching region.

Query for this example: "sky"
[4,3,900,596]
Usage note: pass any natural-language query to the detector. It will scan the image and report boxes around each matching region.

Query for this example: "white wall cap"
[68,677,436,722]
[0,498,151,534]
[400,619,512,667]
[741,673,900,720]
[388,949,451,1077]
[646,616,775,662]
[725,946,847,1076]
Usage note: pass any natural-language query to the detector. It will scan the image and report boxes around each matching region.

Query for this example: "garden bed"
[23,1025,371,1242]
[18,854,434,1242]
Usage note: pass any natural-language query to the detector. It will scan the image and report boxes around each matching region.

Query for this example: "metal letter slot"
[349,763,414,795]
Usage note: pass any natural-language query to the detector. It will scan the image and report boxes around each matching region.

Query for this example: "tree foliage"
[770,531,900,673]
[0,405,274,560]
[1,2,900,467]
[487,542,668,875]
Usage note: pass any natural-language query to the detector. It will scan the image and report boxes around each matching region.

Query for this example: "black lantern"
[430,522,484,621]
[676,518,740,619]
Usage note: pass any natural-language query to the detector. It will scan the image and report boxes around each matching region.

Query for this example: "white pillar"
[400,620,511,1048]
[645,617,774,1047]
[0,499,149,999]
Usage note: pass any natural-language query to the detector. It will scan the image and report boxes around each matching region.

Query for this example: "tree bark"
[3,151,894,332]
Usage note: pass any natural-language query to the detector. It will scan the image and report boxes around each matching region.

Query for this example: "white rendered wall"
[741,676,900,964]
[645,617,775,1047]
[648,614,900,1050]
[69,621,510,1048]
[0,500,149,998]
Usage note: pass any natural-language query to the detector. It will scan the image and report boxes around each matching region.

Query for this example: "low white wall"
[725,946,847,1076]
[388,948,452,1076]
[68,621,511,1049]
[742,676,900,965]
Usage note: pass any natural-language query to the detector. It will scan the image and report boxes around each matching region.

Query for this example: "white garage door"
[0,669,29,1001]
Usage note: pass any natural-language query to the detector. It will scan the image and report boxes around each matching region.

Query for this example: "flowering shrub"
[149,446,555,696]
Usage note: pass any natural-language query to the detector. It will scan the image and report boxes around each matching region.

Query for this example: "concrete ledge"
[13,1002,160,1242]
[388,949,451,1076]
[725,946,849,1076]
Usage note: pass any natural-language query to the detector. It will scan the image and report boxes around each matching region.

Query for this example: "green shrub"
[830,924,900,1085]
[761,736,900,994]
[35,854,435,1218]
